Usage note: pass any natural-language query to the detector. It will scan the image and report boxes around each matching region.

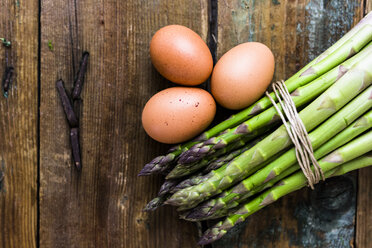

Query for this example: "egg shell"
[150,25,213,86]
[211,42,275,110]
[142,87,216,144]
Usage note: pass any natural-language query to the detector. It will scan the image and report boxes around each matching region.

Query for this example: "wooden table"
[0,0,371,247]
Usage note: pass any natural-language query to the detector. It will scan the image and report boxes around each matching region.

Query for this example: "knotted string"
[265,80,324,189]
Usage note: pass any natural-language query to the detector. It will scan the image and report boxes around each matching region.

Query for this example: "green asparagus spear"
[184,110,372,220]
[177,41,372,165]
[327,155,372,177]
[185,152,372,221]
[166,58,372,208]
[170,173,206,194]
[168,141,264,194]
[205,153,372,221]
[139,13,372,175]
[175,149,288,212]
[172,148,285,197]
[167,131,267,179]
[203,146,249,173]
[156,137,262,199]
[198,131,372,245]
[180,165,298,221]
[232,109,372,201]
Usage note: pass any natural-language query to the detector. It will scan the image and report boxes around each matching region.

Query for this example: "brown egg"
[142,87,216,144]
[211,42,275,110]
[150,25,213,86]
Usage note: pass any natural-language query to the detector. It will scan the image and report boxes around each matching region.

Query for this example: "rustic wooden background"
[0,0,371,247]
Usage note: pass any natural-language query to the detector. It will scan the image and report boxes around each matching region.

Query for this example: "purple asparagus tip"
[138,156,163,176]
[198,221,234,245]
[184,209,208,221]
[138,153,176,176]
[198,229,224,245]
[143,196,165,211]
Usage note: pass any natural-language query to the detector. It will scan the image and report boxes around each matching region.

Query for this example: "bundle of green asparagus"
[140,12,372,245]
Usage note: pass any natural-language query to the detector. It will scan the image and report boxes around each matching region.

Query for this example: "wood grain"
[39,0,208,247]
[0,0,38,248]
[356,3,372,248]
[366,0,372,15]
[213,0,364,247]
[357,167,372,248]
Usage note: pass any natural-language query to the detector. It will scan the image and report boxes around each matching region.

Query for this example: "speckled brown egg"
[142,87,216,144]
[211,42,275,110]
[150,25,213,86]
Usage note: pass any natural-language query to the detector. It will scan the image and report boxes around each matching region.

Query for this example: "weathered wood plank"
[366,0,372,15]
[0,0,38,247]
[39,0,208,247]
[213,0,363,247]
[357,167,372,248]
[356,3,372,248]
[356,1,372,240]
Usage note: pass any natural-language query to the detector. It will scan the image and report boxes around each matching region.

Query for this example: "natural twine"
[265,80,324,189]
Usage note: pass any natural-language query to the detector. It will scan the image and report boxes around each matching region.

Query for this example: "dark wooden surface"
[0,0,371,247]
[357,0,372,245]
[0,0,38,247]
[39,1,207,248]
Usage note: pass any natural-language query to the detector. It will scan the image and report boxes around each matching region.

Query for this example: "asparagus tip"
[137,170,149,176]
[178,149,207,164]
[198,229,226,245]
[143,197,164,211]
[183,209,206,221]
[195,133,208,141]
[138,155,167,176]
